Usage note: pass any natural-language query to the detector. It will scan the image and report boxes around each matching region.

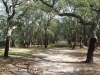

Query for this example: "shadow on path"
[1,47,100,75]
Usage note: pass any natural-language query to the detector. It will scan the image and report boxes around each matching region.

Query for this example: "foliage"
[0,41,6,46]
[0,0,100,47]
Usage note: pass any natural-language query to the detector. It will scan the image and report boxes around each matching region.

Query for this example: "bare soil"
[0,46,100,75]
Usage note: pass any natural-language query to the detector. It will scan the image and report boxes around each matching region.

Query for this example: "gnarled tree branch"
[40,0,54,8]
[40,0,96,25]
[2,0,9,14]
[58,13,95,25]
[8,8,15,21]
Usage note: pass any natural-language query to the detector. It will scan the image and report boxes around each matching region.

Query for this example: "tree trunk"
[72,32,77,49]
[28,39,31,47]
[68,34,72,48]
[44,36,48,48]
[24,42,28,48]
[40,40,43,47]
[68,38,71,46]
[4,26,16,58]
[37,40,39,48]
[11,38,15,47]
[44,28,48,48]
[41,42,42,47]
[72,43,76,49]
[84,24,98,63]
[4,36,10,58]
[83,25,87,46]
[80,37,83,48]
[84,38,97,63]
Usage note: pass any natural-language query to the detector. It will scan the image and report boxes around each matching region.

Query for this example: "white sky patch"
[54,15,64,19]
[0,2,4,10]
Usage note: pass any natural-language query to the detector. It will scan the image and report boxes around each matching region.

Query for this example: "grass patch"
[54,41,68,47]
[0,51,4,55]
[0,47,47,58]
[0,49,31,57]
[0,50,24,56]
[0,43,61,58]
[54,41,60,45]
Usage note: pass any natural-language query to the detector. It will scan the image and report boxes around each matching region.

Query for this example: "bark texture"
[4,36,10,58]
[85,38,97,63]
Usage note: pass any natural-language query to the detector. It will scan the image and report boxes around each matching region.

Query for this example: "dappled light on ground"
[0,47,100,75]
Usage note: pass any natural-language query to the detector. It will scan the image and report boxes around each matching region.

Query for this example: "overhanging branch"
[59,13,95,25]
[40,0,53,8]
[39,0,95,25]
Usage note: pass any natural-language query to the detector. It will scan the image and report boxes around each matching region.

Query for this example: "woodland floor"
[0,41,100,75]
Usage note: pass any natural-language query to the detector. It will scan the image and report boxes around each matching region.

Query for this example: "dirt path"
[1,47,100,75]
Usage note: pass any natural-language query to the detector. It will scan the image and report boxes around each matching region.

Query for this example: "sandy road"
[1,47,100,75]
